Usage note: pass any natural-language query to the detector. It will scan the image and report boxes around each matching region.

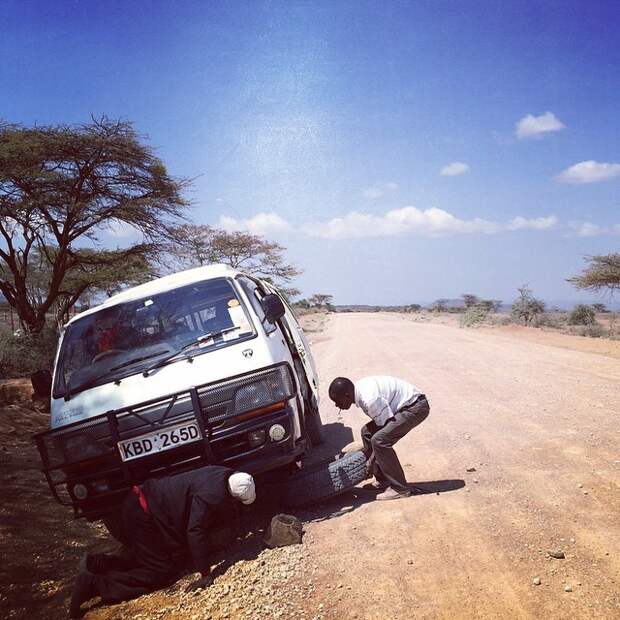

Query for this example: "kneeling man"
[70,465,255,617]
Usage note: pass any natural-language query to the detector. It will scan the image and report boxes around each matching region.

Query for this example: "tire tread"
[282,450,367,507]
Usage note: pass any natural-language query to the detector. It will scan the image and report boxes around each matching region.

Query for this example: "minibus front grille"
[34,363,296,512]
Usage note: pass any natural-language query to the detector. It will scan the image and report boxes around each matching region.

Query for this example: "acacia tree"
[461,293,479,308]
[568,254,620,295]
[431,298,448,313]
[167,224,217,268]
[511,285,545,325]
[0,118,189,333]
[168,224,301,298]
[478,299,502,313]
[0,247,153,329]
[309,294,334,309]
[15,248,156,328]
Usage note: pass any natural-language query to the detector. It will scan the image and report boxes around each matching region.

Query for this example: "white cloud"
[516,111,566,139]
[218,212,292,235]
[568,221,620,237]
[556,160,620,184]
[302,206,498,239]
[440,162,470,176]
[362,182,399,199]
[362,186,384,199]
[216,208,563,241]
[507,215,558,231]
[568,221,603,237]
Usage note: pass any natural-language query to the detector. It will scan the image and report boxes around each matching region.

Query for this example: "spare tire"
[282,451,367,508]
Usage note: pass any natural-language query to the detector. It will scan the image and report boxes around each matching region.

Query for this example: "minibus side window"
[237,277,276,334]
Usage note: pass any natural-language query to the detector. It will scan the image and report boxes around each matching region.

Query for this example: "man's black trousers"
[93,492,177,603]
[361,395,430,493]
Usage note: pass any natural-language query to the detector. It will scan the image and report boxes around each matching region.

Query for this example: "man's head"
[328,377,355,410]
[227,472,256,505]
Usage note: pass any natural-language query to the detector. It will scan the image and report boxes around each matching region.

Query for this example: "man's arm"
[366,396,394,424]
[186,494,212,577]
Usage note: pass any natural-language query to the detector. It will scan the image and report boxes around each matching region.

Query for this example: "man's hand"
[185,573,214,592]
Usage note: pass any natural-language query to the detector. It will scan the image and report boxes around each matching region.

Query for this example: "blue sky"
[2,0,619,306]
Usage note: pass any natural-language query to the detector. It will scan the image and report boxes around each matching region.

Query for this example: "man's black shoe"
[85,553,116,574]
[69,571,98,618]
[80,551,133,574]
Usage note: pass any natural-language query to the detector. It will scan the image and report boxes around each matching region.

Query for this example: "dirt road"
[2,312,619,619]
[304,312,620,619]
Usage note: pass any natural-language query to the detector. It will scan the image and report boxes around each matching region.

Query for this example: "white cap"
[227,472,256,505]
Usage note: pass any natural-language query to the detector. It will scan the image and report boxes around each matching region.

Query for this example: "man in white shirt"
[328,376,430,500]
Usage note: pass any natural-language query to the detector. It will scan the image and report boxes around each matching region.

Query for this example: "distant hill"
[336,304,417,313]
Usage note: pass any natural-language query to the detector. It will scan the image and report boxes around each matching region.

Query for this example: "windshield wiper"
[142,327,241,376]
[64,349,171,400]
[110,349,170,372]
[63,369,119,402]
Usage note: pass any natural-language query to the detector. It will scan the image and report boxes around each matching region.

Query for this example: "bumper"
[34,363,305,518]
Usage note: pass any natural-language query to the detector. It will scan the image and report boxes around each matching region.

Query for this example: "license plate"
[118,422,201,462]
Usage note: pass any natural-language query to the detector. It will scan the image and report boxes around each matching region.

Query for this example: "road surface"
[301,312,619,619]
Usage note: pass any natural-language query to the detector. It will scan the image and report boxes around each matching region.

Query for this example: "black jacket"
[142,465,234,575]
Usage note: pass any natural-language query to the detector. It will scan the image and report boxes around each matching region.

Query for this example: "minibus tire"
[305,403,325,446]
[282,451,367,508]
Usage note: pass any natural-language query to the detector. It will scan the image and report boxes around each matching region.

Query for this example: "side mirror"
[261,294,286,324]
[31,369,52,399]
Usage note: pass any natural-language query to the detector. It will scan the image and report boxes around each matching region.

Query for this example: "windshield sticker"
[55,408,84,424]
[144,299,154,307]
[228,304,251,333]
[198,336,215,348]
[228,299,240,307]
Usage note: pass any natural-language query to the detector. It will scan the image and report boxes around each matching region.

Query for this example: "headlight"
[234,381,271,411]
[233,371,290,414]
[268,424,286,441]
[71,483,88,500]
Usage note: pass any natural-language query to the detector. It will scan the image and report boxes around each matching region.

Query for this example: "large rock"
[0,379,33,406]
[263,514,304,548]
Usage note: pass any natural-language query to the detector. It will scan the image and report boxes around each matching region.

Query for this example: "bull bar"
[33,362,300,518]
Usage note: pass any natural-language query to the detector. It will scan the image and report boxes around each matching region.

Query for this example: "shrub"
[576,324,604,338]
[568,304,596,326]
[511,286,545,325]
[486,314,512,327]
[534,313,567,329]
[0,328,59,379]
[460,306,489,328]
